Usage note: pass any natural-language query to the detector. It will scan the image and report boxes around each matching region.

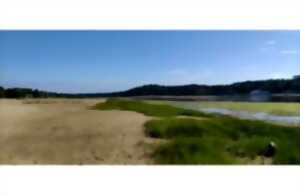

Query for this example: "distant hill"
[100,78,300,97]
[1,77,300,98]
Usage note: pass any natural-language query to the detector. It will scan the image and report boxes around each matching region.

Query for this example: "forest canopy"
[0,77,300,99]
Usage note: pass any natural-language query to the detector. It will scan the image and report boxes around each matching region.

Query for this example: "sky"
[0,30,300,93]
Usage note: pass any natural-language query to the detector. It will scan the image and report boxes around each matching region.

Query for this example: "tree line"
[1,77,300,99]
[0,87,75,98]
[110,78,300,96]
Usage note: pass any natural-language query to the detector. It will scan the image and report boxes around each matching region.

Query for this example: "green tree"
[32,89,41,98]
[0,86,4,98]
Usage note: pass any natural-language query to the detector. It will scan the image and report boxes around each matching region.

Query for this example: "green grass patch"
[154,137,238,164]
[145,116,300,164]
[92,98,300,164]
[92,98,213,117]
[230,136,271,159]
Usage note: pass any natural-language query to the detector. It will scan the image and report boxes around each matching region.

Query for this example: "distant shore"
[133,94,300,102]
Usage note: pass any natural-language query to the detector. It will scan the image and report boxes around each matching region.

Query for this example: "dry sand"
[0,98,161,165]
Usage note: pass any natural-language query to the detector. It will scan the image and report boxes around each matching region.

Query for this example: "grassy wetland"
[1,97,300,165]
[94,98,300,165]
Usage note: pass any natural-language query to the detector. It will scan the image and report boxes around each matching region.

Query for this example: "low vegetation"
[92,98,300,164]
[92,98,213,117]
[153,137,237,164]
[145,117,300,164]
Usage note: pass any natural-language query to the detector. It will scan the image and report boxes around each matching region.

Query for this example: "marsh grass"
[93,98,300,164]
[154,137,237,164]
[145,117,300,164]
[92,98,213,117]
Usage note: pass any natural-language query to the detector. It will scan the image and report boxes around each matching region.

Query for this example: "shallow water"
[173,103,300,125]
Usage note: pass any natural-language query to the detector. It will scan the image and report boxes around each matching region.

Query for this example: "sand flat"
[0,98,159,164]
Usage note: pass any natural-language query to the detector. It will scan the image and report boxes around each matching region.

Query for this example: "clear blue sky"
[0,31,299,93]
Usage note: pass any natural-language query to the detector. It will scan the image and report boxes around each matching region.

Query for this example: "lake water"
[173,104,300,125]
